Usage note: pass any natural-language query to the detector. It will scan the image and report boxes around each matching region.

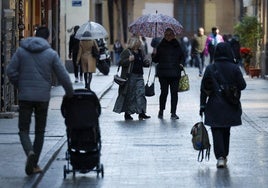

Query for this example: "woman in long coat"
[200,42,246,168]
[76,31,99,89]
[113,36,150,120]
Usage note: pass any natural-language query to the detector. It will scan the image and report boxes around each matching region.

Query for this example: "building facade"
[98,0,241,52]
[1,0,267,113]
[242,0,268,77]
[0,0,60,113]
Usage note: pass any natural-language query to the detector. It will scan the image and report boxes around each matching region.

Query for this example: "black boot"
[139,113,151,120]
[84,72,92,90]
[124,113,133,120]
[158,110,163,119]
[84,73,88,88]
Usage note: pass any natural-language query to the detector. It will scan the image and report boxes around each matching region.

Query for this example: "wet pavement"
[0,64,268,187]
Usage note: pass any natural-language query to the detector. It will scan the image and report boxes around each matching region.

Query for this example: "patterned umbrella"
[75,21,108,40]
[128,13,183,38]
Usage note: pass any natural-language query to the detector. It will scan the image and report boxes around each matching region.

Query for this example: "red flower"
[240,47,252,62]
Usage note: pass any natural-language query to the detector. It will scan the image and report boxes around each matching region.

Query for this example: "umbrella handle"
[155,22,157,38]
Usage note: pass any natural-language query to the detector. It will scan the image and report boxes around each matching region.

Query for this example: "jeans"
[18,100,49,164]
[192,52,204,75]
[114,52,121,65]
[211,127,231,159]
[158,77,180,114]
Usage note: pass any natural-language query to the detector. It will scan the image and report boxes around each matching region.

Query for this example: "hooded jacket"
[200,42,246,127]
[7,37,73,102]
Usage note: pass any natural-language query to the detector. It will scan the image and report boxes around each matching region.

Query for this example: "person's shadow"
[196,167,231,187]
[213,168,232,187]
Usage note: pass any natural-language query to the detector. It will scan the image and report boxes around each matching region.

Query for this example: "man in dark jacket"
[7,27,73,175]
[200,42,246,168]
[152,28,184,120]
[69,25,83,82]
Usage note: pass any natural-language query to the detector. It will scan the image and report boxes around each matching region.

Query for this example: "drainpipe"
[108,0,114,44]
[121,0,128,43]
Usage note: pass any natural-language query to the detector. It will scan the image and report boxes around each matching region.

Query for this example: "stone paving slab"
[38,66,268,188]
[0,65,268,187]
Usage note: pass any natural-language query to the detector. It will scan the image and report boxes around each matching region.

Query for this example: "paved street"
[0,65,268,187]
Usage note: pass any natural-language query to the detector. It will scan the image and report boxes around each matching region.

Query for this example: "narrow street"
[34,66,268,188]
[0,1,267,188]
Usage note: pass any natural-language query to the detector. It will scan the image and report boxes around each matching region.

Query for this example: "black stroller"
[61,89,104,178]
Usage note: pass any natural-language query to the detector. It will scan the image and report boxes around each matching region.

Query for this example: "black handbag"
[145,63,155,97]
[114,56,133,86]
[114,74,127,86]
[145,82,155,96]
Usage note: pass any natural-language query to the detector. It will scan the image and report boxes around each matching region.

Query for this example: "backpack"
[190,121,211,162]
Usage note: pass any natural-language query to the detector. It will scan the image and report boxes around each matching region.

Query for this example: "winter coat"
[7,37,73,102]
[204,34,224,56]
[200,42,246,127]
[191,34,207,55]
[118,48,149,82]
[69,33,80,57]
[119,48,134,80]
[152,38,184,77]
[77,40,99,73]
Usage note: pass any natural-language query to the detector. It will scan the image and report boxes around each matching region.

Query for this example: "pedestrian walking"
[191,27,207,76]
[113,36,151,120]
[204,27,224,64]
[181,36,191,67]
[152,28,184,120]
[229,34,242,65]
[76,31,99,89]
[113,39,123,65]
[199,42,246,168]
[69,25,83,83]
[7,26,73,175]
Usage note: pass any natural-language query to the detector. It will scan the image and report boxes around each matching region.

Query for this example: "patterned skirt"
[113,74,147,114]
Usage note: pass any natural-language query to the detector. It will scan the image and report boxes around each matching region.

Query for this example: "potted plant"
[240,47,252,74]
[234,16,263,77]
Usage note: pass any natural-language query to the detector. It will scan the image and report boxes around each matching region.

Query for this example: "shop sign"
[72,0,82,7]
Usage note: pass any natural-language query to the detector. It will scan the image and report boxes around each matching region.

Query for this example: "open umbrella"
[128,12,183,38]
[75,21,108,40]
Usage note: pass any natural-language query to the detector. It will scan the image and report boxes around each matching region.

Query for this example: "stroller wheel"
[101,164,104,178]
[63,165,67,179]
[65,151,69,160]
[96,164,103,178]
[72,168,76,178]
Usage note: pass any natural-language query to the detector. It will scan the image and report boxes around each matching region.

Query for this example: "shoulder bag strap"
[146,62,154,85]
[117,62,120,73]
